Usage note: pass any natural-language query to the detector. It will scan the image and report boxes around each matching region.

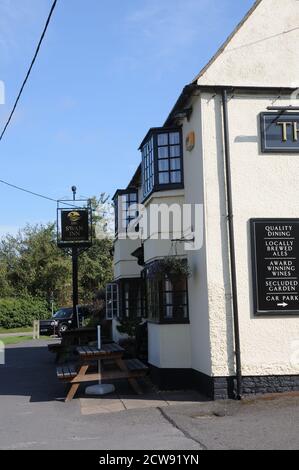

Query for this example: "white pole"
[85,323,115,395]
[97,325,101,349]
[97,325,101,385]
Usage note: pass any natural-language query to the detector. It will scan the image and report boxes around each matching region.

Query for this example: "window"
[142,136,155,198]
[122,280,144,319]
[117,278,144,319]
[106,283,119,319]
[157,131,182,185]
[140,127,183,199]
[144,261,189,324]
[113,189,138,235]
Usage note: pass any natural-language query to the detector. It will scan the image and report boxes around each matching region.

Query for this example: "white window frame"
[106,283,119,319]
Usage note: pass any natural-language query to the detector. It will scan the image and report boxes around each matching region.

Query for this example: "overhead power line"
[0,178,57,202]
[0,178,79,208]
[0,0,58,142]
[0,1,80,209]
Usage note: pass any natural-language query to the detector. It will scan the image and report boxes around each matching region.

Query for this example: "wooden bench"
[56,358,148,401]
[48,329,113,363]
[56,364,78,380]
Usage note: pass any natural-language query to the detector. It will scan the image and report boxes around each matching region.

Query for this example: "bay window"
[140,127,184,200]
[113,189,138,235]
[144,261,189,324]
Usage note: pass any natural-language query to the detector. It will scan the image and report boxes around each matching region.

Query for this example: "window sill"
[142,183,184,204]
[147,319,190,325]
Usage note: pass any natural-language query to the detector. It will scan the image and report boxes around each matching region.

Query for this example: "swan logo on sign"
[67,211,81,223]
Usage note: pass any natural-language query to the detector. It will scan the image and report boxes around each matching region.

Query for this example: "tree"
[0,194,114,307]
[78,194,114,303]
[79,237,113,303]
[0,223,72,305]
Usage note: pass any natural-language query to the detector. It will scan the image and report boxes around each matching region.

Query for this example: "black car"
[39,306,90,337]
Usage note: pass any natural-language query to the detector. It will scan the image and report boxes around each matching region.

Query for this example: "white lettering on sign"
[277,121,299,142]
[251,219,299,314]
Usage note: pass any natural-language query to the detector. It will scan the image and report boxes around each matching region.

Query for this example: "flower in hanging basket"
[149,257,191,281]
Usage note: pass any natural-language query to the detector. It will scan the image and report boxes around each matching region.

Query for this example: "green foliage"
[0,297,50,329]
[79,238,113,303]
[117,317,142,338]
[79,194,113,303]
[0,194,114,313]
[148,257,191,281]
[0,262,13,297]
[0,223,72,305]
[0,336,33,345]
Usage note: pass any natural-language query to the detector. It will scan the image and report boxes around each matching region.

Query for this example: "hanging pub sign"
[251,219,299,315]
[57,205,92,248]
[260,113,299,153]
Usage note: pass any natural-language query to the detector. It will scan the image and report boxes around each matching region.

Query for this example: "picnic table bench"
[56,344,148,402]
[48,327,107,363]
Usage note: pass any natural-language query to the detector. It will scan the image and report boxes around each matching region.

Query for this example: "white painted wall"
[143,191,187,264]
[197,0,299,88]
[200,91,299,376]
[148,322,191,369]
[112,318,129,342]
[113,239,142,280]
[112,0,299,381]
[114,93,299,378]
[182,95,212,376]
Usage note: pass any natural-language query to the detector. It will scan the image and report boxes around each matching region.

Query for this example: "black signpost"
[251,219,299,315]
[57,187,92,328]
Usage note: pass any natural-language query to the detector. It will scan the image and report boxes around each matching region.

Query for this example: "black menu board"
[251,219,299,315]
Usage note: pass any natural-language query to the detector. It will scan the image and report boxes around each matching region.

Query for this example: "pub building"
[106,0,299,399]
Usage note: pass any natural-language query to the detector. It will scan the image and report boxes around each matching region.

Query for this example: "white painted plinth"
[85,384,115,396]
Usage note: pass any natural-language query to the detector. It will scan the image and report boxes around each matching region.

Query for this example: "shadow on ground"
[0,340,207,406]
[0,341,68,402]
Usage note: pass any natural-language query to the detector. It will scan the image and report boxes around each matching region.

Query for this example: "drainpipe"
[221,88,242,400]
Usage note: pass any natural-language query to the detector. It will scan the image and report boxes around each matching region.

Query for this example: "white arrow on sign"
[277,302,288,308]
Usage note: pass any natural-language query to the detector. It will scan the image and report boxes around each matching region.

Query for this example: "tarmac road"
[0,340,298,450]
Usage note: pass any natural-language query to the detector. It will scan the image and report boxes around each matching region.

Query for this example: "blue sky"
[0,0,255,236]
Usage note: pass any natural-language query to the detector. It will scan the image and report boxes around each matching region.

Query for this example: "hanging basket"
[148,257,191,282]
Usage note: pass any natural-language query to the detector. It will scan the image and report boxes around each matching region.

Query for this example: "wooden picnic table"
[56,343,148,402]
[48,327,112,363]
[62,327,98,345]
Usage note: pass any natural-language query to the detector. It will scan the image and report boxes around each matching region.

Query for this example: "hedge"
[0,297,50,329]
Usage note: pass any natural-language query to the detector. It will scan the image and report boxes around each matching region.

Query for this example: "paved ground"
[0,340,299,450]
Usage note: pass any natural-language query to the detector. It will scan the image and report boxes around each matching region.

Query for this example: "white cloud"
[0,0,47,59]
[125,0,220,57]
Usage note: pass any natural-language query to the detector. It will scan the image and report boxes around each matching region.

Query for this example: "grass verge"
[0,327,33,334]
[0,336,33,345]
